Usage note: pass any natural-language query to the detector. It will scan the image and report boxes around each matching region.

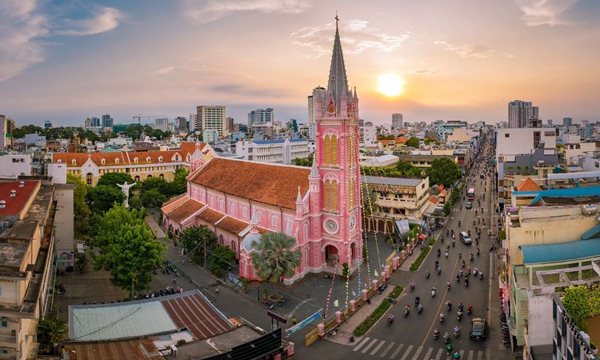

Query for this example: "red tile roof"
[161,292,233,340]
[196,208,225,224]
[51,142,205,168]
[216,216,249,235]
[189,158,309,209]
[0,181,40,217]
[62,339,162,360]
[516,177,542,192]
[166,199,205,224]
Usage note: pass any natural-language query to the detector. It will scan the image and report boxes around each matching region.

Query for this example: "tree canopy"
[428,158,461,187]
[67,173,91,240]
[251,232,301,283]
[92,205,164,297]
[87,185,125,213]
[208,245,236,277]
[292,154,314,167]
[97,172,135,188]
[179,226,217,265]
[406,137,420,148]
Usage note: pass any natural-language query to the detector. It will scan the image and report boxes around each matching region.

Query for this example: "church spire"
[327,14,350,117]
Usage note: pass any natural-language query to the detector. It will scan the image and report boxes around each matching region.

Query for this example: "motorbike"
[453,328,461,338]
[387,316,394,326]
[417,304,423,314]
[439,313,445,323]
[457,310,463,321]
[465,279,469,287]
[470,254,474,262]
[433,330,440,340]
[479,272,484,280]
[447,302,452,311]
[425,271,430,279]
[431,288,437,297]
[467,305,473,315]
[437,267,442,275]
[410,282,415,291]
[445,251,449,258]
[403,307,410,318]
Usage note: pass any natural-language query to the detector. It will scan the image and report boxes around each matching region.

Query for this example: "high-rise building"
[392,113,403,130]
[248,108,274,128]
[91,117,101,127]
[189,113,199,132]
[154,118,169,131]
[226,117,235,132]
[508,100,539,128]
[308,87,326,125]
[0,115,16,149]
[547,119,553,126]
[197,105,227,136]
[175,116,188,133]
[101,114,114,128]
[44,120,52,129]
[563,117,573,127]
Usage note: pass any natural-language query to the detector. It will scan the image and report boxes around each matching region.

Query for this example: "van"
[460,231,472,245]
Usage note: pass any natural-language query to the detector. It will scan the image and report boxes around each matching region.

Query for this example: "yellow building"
[51,142,209,186]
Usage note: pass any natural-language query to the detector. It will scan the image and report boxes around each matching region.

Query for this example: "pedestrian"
[215,286,219,295]
[292,316,298,325]
[172,277,177,285]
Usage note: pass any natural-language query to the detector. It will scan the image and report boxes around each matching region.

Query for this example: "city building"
[436,120,467,139]
[23,133,46,147]
[564,141,596,165]
[101,114,113,129]
[547,119,553,127]
[396,154,458,169]
[162,22,363,283]
[0,115,16,149]
[392,113,403,130]
[563,117,573,127]
[251,122,276,138]
[50,142,209,185]
[0,154,32,179]
[175,116,188,133]
[235,138,309,164]
[508,100,539,128]
[154,117,169,132]
[362,176,430,232]
[0,179,58,359]
[190,113,199,132]
[197,105,227,136]
[359,124,377,145]
[308,87,326,141]
[202,129,219,144]
[247,108,274,128]
[44,120,52,129]
[226,117,235,133]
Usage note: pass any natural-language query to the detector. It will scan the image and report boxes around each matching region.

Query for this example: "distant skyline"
[1,0,600,127]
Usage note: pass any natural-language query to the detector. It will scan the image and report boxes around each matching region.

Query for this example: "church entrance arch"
[350,242,357,260]
[324,245,339,267]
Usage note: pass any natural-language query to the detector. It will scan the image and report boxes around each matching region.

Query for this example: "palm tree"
[251,232,301,283]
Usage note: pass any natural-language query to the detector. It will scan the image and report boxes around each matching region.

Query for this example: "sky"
[1,0,600,127]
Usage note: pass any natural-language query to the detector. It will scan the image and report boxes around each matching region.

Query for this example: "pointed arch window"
[330,135,338,166]
[348,177,355,208]
[324,135,331,165]
[324,179,338,211]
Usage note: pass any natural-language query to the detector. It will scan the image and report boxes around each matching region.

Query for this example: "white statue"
[117,182,135,208]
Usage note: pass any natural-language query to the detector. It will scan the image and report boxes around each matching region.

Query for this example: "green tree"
[428,158,461,187]
[67,174,91,239]
[97,172,135,189]
[208,245,236,277]
[141,177,169,194]
[406,137,420,148]
[292,154,314,167]
[179,226,217,265]
[424,138,436,145]
[168,168,189,195]
[141,188,168,208]
[94,205,147,249]
[563,286,591,330]
[87,185,125,213]
[251,232,301,283]
[37,314,67,355]
[361,185,378,216]
[94,222,164,297]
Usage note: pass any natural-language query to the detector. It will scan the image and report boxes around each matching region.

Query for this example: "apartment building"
[235,138,309,164]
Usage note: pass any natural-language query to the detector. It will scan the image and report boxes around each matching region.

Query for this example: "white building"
[565,142,596,165]
[203,129,219,144]
[508,100,539,128]
[360,124,377,145]
[235,138,310,164]
[154,117,169,131]
[392,113,403,130]
[248,108,274,128]
[197,105,227,136]
[0,154,32,178]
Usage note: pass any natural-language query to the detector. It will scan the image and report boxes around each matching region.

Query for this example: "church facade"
[162,21,363,284]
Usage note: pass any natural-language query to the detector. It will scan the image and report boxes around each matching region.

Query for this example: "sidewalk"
[325,286,396,345]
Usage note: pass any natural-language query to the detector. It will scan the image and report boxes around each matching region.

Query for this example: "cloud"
[515,0,578,26]
[0,0,48,82]
[291,20,410,57]
[183,0,312,24]
[434,41,493,58]
[58,6,124,36]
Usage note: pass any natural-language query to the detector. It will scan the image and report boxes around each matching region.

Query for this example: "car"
[466,201,473,209]
[460,231,472,245]
[470,318,488,340]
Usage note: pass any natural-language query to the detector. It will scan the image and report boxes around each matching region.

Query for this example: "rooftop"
[63,338,163,360]
[521,238,600,265]
[189,157,310,210]
[362,175,424,187]
[514,186,600,206]
[0,180,39,217]
[69,290,233,342]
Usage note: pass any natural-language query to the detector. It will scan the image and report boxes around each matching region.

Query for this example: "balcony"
[0,334,17,344]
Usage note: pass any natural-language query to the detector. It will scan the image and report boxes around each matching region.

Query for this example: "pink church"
[162,21,363,284]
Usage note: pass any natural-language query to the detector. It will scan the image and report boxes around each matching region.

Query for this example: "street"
[300,136,512,360]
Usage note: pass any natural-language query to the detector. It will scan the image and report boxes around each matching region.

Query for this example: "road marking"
[410,345,423,360]
[380,342,395,357]
[434,348,443,360]
[467,350,474,360]
[371,340,386,355]
[399,344,413,360]
[353,337,370,352]
[477,350,484,360]
[362,338,378,353]
[423,347,433,360]
[389,343,404,359]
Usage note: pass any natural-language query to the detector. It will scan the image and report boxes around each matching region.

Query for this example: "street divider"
[352,286,404,337]
[410,246,431,271]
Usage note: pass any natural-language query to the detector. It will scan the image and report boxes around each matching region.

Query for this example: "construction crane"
[132,114,167,124]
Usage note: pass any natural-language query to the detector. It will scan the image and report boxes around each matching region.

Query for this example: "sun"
[377,73,405,97]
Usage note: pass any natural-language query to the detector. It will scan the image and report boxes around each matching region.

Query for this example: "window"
[159,174,164,179]
[0,321,7,328]
[271,215,277,227]
[133,157,138,163]
[158,156,163,162]
[146,156,151,162]
[86,173,93,185]
[72,159,77,165]
[101,158,106,165]
[505,133,510,138]
[115,158,120,164]
[324,179,338,211]
[57,159,62,163]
